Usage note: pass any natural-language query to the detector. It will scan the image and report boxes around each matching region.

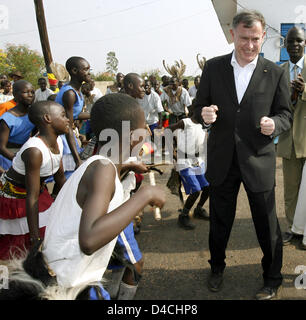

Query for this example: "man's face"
[285,28,305,62]
[117,73,124,85]
[154,81,160,92]
[131,77,145,99]
[230,21,265,67]
[170,79,178,91]
[182,79,188,89]
[194,77,200,89]
[76,59,91,83]
[38,79,47,91]
[144,81,152,95]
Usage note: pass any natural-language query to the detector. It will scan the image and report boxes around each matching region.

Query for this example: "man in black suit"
[194,10,292,300]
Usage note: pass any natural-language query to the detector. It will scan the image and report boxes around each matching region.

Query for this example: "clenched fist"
[201,105,219,124]
[260,116,275,136]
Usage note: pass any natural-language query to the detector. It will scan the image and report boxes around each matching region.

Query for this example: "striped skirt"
[0,173,53,260]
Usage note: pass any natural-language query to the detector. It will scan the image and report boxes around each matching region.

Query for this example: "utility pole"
[34,0,53,74]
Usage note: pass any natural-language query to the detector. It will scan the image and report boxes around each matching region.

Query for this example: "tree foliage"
[92,71,115,82]
[140,69,161,81]
[0,44,45,87]
[106,51,118,76]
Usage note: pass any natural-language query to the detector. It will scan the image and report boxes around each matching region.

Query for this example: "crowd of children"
[0,57,211,300]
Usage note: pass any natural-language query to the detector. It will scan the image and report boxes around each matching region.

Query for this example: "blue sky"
[0,0,233,76]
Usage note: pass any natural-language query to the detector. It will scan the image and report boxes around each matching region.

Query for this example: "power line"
[0,0,162,38]
[47,0,163,29]
[53,9,211,44]
[231,0,282,35]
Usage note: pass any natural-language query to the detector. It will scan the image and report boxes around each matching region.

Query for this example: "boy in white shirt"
[137,80,164,134]
[166,104,210,229]
[34,78,54,102]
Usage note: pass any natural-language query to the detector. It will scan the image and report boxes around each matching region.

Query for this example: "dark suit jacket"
[194,53,292,193]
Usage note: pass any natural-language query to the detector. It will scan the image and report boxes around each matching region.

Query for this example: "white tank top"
[42,155,123,288]
[12,136,63,177]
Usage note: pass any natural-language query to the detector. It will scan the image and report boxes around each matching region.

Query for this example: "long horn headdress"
[162,59,186,80]
[196,54,206,70]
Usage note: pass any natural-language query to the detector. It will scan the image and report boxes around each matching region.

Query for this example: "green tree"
[92,71,114,81]
[140,69,161,81]
[106,51,118,76]
[0,44,45,87]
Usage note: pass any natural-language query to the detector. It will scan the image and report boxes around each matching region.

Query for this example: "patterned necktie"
[293,64,298,80]
[291,65,298,104]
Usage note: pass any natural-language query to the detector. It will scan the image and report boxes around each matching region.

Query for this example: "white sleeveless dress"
[42,155,123,288]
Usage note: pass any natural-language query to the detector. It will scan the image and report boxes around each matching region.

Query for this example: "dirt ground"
[132,157,306,300]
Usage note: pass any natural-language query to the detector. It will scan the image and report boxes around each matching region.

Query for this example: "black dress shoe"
[207,271,223,292]
[255,286,280,300]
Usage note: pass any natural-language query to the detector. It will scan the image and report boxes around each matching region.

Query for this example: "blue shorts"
[149,122,159,136]
[179,163,209,195]
[108,222,142,269]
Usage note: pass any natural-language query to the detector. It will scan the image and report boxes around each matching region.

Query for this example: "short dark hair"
[65,56,86,74]
[28,100,62,127]
[232,10,266,30]
[123,73,141,90]
[12,80,32,97]
[285,26,305,41]
[90,93,143,141]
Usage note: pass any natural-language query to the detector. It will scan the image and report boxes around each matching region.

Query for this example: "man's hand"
[121,161,149,175]
[130,161,149,174]
[260,116,275,136]
[201,105,218,124]
[291,74,305,95]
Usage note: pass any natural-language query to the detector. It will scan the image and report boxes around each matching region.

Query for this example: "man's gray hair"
[232,10,266,30]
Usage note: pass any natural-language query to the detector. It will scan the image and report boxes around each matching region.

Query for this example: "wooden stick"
[146,163,168,168]
[148,171,162,221]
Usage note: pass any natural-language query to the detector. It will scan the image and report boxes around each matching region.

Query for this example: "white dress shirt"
[231,51,258,104]
[289,56,304,81]
[34,88,54,102]
[137,90,163,125]
[188,85,197,100]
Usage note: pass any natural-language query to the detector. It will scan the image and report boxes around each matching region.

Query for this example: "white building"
[212,0,306,64]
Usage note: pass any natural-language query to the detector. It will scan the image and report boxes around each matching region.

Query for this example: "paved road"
[133,158,306,300]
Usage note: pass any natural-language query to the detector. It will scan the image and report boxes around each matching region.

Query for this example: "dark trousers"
[208,150,283,288]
